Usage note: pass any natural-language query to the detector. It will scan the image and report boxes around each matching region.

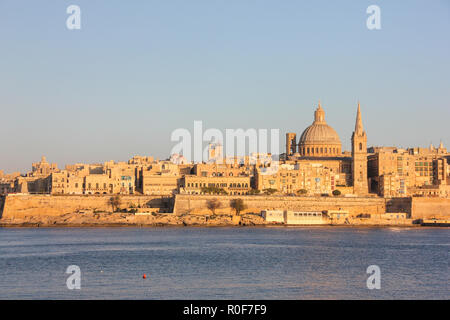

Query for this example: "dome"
[299,123,341,145]
[298,103,342,157]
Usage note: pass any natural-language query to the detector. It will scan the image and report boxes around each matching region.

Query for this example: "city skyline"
[1,1,449,173]
[1,100,447,174]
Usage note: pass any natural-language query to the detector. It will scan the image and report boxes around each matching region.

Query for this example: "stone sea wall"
[411,197,450,219]
[173,194,386,215]
[1,194,449,225]
[0,194,171,220]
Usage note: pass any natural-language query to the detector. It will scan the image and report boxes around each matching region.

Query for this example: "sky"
[0,0,449,173]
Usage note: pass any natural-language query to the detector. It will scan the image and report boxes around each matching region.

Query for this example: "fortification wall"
[410,197,450,219]
[173,194,386,215]
[0,194,170,220]
[3,194,448,223]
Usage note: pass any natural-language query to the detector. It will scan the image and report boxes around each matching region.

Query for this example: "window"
[359,143,362,151]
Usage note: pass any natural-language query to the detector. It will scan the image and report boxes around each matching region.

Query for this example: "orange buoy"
[142,274,147,279]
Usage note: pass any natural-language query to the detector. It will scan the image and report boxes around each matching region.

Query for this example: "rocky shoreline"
[0,211,425,228]
[0,211,267,228]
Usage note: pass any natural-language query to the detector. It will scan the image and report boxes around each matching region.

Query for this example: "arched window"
[359,143,363,151]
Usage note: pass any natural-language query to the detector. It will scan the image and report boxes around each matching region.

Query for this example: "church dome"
[298,103,342,157]
[299,123,341,145]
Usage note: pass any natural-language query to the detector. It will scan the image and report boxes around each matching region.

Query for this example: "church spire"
[355,101,364,134]
[351,101,368,195]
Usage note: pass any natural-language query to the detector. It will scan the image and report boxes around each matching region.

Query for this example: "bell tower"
[351,102,368,195]
[286,133,297,156]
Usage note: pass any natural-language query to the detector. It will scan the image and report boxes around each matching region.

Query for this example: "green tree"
[332,189,342,196]
[297,189,308,195]
[230,199,247,216]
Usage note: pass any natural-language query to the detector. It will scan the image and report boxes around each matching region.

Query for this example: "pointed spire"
[439,141,444,149]
[355,101,364,134]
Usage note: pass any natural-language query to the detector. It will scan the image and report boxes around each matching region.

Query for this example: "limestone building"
[138,161,180,195]
[368,144,449,197]
[179,175,251,195]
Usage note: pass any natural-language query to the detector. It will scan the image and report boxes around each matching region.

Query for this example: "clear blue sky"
[0,0,449,173]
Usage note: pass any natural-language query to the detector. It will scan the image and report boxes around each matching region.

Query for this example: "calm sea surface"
[0,227,448,299]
